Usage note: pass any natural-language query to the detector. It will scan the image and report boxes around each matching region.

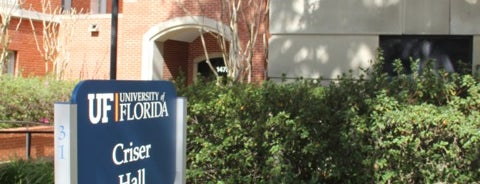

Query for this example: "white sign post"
[54,103,78,184]
[175,97,187,184]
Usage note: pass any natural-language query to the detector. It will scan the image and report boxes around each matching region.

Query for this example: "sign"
[55,80,179,184]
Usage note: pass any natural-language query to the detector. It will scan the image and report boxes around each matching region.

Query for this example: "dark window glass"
[197,58,226,79]
[380,35,473,75]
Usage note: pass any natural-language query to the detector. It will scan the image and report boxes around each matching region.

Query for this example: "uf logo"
[87,93,114,124]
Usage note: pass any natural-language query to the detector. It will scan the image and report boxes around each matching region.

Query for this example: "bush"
[1,58,478,183]
[180,80,329,183]
[178,57,480,183]
[0,159,54,184]
[0,76,75,129]
[369,103,480,183]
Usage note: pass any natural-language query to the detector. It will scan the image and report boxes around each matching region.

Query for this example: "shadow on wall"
[270,0,402,34]
[465,0,478,4]
[268,35,377,80]
[269,35,473,80]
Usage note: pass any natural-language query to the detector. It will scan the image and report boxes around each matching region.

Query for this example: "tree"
[29,0,83,79]
[220,0,270,83]
[177,0,270,83]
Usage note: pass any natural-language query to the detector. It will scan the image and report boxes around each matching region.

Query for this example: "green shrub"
[180,80,326,183]
[178,56,480,183]
[0,159,54,184]
[1,57,478,183]
[369,104,480,183]
[0,76,75,129]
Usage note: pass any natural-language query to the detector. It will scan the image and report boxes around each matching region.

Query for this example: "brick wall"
[163,40,189,80]
[113,0,267,81]
[13,0,267,81]
[0,126,54,162]
[73,0,123,14]
[72,0,91,12]
[161,34,224,83]
[61,15,112,80]
[8,18,45,77]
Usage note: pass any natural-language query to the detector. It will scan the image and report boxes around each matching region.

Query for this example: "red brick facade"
[6,0,267,82]
[62,15,112,79]
[0,126,54,162]
[8,19,45,76]
[70,0,266,82]
[163,39,189,80]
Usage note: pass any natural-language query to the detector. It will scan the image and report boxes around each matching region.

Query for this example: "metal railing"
[0,121,53,160]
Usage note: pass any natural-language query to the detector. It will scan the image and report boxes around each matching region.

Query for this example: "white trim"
[141,41,154,80]
[4,8,59,22]
[143,16,232,42]
[141,16,231,80]
[174,97,187,184]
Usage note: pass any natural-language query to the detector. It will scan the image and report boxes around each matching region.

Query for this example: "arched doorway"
[141,16,231,83]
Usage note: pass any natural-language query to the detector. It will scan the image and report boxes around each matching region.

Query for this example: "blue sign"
[71,80,176,184]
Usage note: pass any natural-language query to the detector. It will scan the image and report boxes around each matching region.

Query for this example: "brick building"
[3,0,480,82]
[3,0,268,83]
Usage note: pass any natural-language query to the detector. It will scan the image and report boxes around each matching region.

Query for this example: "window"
[1,51,16,75]
[196,57,226,80]
[91,0,107,14]
[380,35,473,75]
[62,0,71,10]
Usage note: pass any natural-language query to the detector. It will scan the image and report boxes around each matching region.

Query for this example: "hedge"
[0,57,479,183]
[0,159,54,184]
[178,58,480,183]
[0,76,75,128]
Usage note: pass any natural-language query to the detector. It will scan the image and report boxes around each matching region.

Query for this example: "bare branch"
[28,0,83,79]
[177,0,269,83]
[199,29,219,79]
[0,0,23,76]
